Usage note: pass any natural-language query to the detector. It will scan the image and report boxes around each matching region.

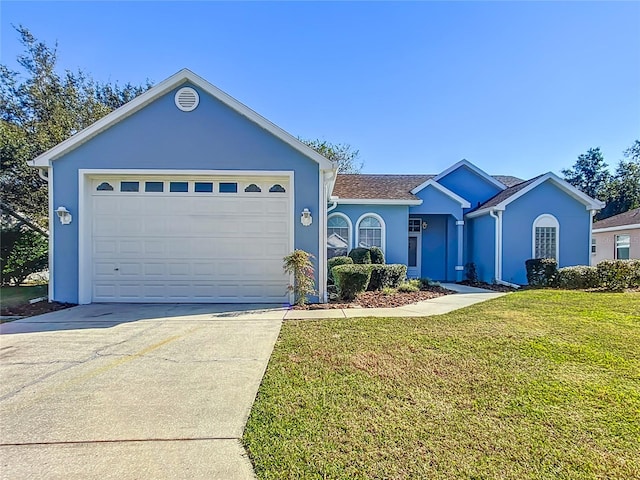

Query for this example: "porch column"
[455,220,464,281]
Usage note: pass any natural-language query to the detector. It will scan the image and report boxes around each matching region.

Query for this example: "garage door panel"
[91,175,292,303]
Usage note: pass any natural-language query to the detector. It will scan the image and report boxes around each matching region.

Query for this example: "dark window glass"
[170,182,189,192]
[96,182,114,191]
[219,182,238,193]
[195,182,213,193]
[145,181,164,192]
[120,181,139,192]
[269,184,286,193]
[244,183,261,193]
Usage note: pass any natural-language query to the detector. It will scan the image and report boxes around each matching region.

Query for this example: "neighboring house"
[30,69,603,304]
[591,207,640,264]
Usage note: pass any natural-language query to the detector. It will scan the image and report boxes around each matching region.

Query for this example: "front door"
[407,233,421,278]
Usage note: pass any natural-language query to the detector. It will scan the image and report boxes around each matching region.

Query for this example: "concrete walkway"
[0,284,504,479]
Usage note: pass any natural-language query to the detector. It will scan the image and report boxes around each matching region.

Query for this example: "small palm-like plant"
[283,250,316,306]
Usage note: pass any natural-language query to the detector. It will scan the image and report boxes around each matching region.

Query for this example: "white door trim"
[78,169,294,304]
[407,232,422,278]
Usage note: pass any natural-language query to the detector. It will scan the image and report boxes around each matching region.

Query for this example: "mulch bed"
[457,280,516,292]
[297,286,455,310]
[0,301,75,319]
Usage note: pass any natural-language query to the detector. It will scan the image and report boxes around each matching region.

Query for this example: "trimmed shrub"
[369,246,385,265]
[554,266,600,289]
[1,225,48,286]
[596,259,640,291]
[348,247,372,265]
[368,264,407,291]
[397,279,420,292]
[525,258,558,287]
[419,277,440,288]
[464,262,478,283]
[327,256,353,284]
[333,264,373,301]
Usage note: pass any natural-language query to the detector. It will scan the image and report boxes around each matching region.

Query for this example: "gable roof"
[593,207,640,231]
[29,68,335,170]
[466,172,605,218]
[432,159,508,191]
[411,179,471,208]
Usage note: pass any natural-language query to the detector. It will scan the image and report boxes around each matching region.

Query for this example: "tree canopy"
[562,141,640,220]
[300,139,363,174]
[0,26,153,225]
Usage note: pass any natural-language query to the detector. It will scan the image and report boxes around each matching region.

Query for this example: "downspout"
[588,209,597,266]
[37,168,49,181]
[489,209,520,289]
[327,195,338,213]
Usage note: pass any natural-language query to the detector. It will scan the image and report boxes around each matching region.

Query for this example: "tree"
[599,140,640,219]
[300,139,363,173]
[0,26,152,225]
[561,147,610,200]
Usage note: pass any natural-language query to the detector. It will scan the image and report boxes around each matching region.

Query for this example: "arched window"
[327,213,351,259]
[357,214,385,252]
[532,214,559,260]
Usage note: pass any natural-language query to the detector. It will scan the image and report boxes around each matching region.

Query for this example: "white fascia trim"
[433,159,507,191]
[335,198,423,206]
[465,207,503,219]
[355,212,386,254]
[30,68,334,170]
[465,173,605,218]
[593,224,640,233]
[328,212,354,251]
[409,179,471,208]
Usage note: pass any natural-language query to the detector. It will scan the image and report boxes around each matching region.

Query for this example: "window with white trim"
[409,218,421,232]
[533,214,559,260]
[616,234,630,260]
[358,215,383,250]
[327,214,350,259]
[591,238,597,254]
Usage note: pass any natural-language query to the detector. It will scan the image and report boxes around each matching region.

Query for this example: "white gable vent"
[174,87,199,112]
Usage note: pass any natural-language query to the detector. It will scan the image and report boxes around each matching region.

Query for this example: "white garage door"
[90,176,292,303]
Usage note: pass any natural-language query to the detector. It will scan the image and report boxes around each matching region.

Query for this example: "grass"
[243,290,640,480]
[0,284,48,308]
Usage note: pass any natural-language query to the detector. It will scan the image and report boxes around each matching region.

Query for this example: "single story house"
[591,207,640,264]
[30,69,603,305]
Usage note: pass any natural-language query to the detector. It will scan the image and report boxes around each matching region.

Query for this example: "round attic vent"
[174,87,199,112]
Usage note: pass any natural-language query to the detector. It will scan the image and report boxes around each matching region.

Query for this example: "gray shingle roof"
[593,207,640,229]
[333,174,524,201]
[473,175,542,210]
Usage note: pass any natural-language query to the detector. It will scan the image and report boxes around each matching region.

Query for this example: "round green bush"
[332,264,373,301]
[369,246,385,264]
[348,248,372,265]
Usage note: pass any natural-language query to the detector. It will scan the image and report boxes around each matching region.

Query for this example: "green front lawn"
[244,290,640,479]
[0,285,48,308]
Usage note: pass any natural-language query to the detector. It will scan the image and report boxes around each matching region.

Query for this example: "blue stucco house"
[30,69,603,304]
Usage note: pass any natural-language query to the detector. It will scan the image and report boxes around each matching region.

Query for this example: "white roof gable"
[29,68,335,170]
[410,179,471,208]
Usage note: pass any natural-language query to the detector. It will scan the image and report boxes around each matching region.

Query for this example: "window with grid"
[591,238,597,254]
[616,234,630,260]
[327,215,350,258]
[409,218,421,232]
[358,216,382,248]
[535,226,557,259]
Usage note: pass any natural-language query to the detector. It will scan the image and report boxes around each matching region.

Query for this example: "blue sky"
[1,1,639,179]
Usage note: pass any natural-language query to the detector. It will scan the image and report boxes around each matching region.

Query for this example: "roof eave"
[335,198,423,206]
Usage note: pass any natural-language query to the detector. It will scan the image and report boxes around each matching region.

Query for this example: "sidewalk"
[208,283,507,321]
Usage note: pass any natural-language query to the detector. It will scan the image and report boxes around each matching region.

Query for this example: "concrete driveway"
[0,303,284,480]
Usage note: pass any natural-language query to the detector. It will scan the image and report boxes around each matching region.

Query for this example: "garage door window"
[269,184,286,193]
[219,182,238,193]
[170,182,189,192]
[121,181,139,192]
[97,182,114,191]
[145,182,164,192]
[195,182,213,193]
[245,183,261,193]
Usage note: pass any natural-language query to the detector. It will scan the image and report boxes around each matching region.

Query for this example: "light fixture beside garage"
[174,87,199,112]
[55,206,72,225]
[301,208,312,226]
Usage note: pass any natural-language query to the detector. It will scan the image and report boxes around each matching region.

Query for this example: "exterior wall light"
[301,208,312,226]
[422,221,428,230]
[56,206,72,225]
